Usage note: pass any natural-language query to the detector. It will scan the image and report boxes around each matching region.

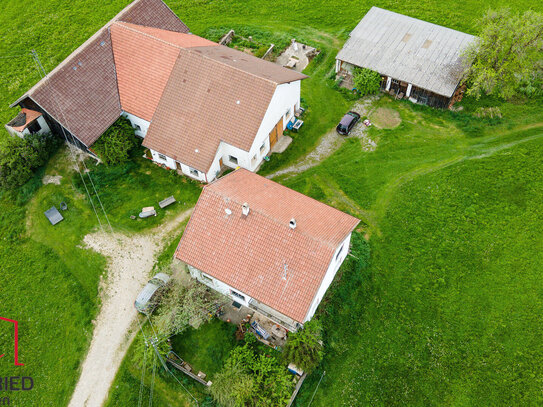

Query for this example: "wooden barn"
[336,7,477,108]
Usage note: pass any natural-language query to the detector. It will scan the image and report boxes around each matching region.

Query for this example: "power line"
[137,316,199,406]
[307,370,326,407]
[138,335,149,407]
[148,351,157,407]
[30,50,112,232]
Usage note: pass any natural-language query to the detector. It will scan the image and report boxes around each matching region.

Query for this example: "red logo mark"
[0,317,24,366]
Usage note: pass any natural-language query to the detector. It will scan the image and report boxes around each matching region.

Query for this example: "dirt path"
[68,209,193,407]
[266,96,378,179]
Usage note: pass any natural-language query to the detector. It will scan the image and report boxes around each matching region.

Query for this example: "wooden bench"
[159,196,176,209]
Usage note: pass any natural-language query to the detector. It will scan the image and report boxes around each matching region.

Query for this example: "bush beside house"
[0,132,61,189]
[91,117,139,165]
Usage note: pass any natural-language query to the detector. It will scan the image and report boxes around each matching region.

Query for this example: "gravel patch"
[42,175,62,185]
[68,209,193,407]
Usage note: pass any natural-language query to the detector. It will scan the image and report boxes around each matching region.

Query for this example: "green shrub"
[91,117,139,165]
[283,319,324,372]
[0,132,61,189]
[353,67,382,96]
[211,343,293,407]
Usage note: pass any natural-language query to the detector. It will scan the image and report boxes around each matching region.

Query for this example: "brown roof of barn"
[142,45,307,171]
[10,0,306,153]
[10,0,190,146]
[175,169,360,323]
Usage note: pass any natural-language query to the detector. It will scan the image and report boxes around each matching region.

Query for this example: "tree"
[211,343,293,407]
[91,117,138,165]
[153,278,226,337]
[352,67,382,96]
[282,319,323,372]
[462,9,543,99]
[0,132,61,189]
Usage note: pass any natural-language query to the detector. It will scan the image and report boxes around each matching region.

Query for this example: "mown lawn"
[171,319,238,379]
[294,137,543,406]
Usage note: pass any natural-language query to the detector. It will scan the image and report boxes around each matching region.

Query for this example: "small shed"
[44,206,64,225]
[336,7,477,107]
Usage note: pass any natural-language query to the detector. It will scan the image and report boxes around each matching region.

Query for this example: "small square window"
[260,143,266,153]
[201,274,213,284]
[229,155,238,165]
[134,124,141,131]
[285,108,292,118]
[158,153,167,161]
[189,168,199,176]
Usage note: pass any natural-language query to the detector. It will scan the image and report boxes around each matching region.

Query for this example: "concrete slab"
[276,40,318,72]
[219,303,254,325]
[272,135,292,153]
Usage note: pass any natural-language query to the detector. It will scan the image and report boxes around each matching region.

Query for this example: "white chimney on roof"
[242,203,250,217]
[289,218,296,230]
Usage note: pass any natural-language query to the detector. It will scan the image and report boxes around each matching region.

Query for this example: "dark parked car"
[336,111,361,135]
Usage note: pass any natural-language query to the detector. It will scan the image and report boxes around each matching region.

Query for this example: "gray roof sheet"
[44,206,64,225]
[336,7,476,97]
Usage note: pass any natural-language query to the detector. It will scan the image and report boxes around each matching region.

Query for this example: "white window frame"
[229,155,238,165]
[189,168,199,177]
[158,153,167,161]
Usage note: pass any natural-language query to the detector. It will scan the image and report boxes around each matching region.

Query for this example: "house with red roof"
[175,169,360,331]
[8,0,307,182]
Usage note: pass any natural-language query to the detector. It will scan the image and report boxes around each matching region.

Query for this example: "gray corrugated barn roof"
[336,7,476,98]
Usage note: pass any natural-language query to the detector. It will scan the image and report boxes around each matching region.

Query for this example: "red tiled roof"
[111,22,217,121]
[8,108,43,132]
[10,0,190,146]
[175,169,360,323]
[142,46,307,171]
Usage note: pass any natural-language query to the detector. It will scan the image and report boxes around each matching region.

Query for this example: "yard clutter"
[139,206,156,218]
[44,206,64,225]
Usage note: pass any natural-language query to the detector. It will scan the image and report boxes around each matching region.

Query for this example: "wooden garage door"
[269,117,284,148]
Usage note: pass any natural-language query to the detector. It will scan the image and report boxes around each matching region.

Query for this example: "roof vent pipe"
[289,218,296,230]
[242,203,250,217]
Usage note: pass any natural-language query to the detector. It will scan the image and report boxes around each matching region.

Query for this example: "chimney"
[289,218,296,230]
[242,203,250,217]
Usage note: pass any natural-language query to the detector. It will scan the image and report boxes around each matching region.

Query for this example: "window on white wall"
[229,155,238,165]
[158,153,167,161]
[230,290,245,301]
[260,143,266,154]
[201,274,213,284]
[336,244,344,261]
[285,107,292,119]
[134,124,141,131]
[189,168,199,177]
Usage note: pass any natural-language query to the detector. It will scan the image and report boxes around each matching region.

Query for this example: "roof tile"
[176,169,360,322]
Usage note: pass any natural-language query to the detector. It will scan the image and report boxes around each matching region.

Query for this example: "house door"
[269,117,284,148]
[219,158,223,168]
[176,161,182,171]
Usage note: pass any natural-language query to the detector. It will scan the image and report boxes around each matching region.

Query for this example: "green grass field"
[2,0,543,406]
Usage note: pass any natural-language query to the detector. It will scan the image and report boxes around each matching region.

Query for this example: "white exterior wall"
[122,112,150,138]
[247,80,300,164]
[147,80,301,183]
[188,265,252,306]
[5,115,51,138]
[304,233,353,322]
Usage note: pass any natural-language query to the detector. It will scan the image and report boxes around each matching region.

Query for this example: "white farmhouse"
[175,169,360,331]
[7,0,306,182]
